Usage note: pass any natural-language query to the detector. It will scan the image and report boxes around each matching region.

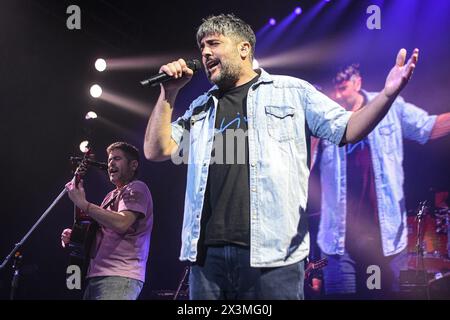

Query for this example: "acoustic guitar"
[67,149,98,278]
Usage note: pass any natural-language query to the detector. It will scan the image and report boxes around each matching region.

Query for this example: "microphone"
[70,157,108,171]
[140,59,202,87]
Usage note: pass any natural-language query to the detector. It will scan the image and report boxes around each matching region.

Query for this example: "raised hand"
[159,58,195,93]
[384,48,419,97]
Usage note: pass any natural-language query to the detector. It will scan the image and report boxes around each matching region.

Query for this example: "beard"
[208,59,241,90]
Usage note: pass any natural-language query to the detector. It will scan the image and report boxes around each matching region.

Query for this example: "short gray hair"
[196,14,256,60]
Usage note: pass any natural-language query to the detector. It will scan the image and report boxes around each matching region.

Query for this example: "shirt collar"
[204,68,274,97]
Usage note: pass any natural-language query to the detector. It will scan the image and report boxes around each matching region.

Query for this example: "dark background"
[0,0,449,299]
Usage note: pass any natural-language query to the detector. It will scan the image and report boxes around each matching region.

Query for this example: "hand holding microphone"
[140,58,201,91]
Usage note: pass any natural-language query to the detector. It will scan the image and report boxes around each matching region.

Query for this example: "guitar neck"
[306,258,328,274]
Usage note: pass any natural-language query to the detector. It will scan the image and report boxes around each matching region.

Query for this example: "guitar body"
[68,207,98,278]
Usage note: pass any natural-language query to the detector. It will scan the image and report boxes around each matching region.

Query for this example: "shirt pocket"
[378,122,397,154]
[264,105,296,142]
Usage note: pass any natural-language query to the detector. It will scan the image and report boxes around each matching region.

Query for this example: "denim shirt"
[317,90,437,257]
[171,69,351,267]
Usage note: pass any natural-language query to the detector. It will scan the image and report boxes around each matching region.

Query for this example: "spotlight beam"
[258,36,345,69]
[106,52,195,71]
[100,91,151,118]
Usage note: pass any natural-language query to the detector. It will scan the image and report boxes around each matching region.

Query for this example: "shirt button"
[251,163,256,167]
[251,188,256,192]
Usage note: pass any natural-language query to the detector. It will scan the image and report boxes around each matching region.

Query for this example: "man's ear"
[238,42,251,59]
[130,159,139,172]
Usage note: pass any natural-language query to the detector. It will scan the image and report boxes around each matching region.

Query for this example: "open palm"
[384,48,419,97]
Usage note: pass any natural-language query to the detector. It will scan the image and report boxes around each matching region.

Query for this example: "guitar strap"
[102,191,119,210]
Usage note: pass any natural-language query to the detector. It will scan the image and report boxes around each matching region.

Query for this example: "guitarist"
[61,142,153,300]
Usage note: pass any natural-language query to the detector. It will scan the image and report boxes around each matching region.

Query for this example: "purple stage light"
[269,18,276,26]
[295,7,302,15]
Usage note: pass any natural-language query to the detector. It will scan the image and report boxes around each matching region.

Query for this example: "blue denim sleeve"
[303,84,352,145]
[171,102,196,146]
[396,96,437,144]
[171,119,186,146]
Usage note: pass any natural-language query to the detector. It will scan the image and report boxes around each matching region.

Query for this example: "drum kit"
[407,204,450,270]
[402,201,450,298]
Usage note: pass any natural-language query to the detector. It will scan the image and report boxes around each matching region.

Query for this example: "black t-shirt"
[345,136,381,254]
[201,75,259,247]
[344,93,381,254]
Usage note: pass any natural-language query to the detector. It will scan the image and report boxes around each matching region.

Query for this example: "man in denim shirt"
[144,14,419,299]
[316,64,450,298]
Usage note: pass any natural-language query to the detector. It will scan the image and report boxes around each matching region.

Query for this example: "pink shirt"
[87,180,153,282]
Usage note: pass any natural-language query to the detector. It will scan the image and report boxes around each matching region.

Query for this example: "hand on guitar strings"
[65,177,89,212]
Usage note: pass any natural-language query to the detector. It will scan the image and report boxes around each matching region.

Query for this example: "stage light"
[269,18,276,26]
[79,140,90,153]
[95,58,107,72]
[90,84,102,98]
[295,7,302,15]
[85,111,98,120]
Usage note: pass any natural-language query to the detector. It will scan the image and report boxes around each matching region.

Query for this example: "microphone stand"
[415,200,430,299]
[0,147,99,299]
[0,188,67,271]
[10,252,23,300]
[0,188,67,299]
[173,266,189,300]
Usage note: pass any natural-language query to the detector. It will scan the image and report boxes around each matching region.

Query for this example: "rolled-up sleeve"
[304,85,352,145]
[397,97,437,144]
[171,101,196,145]
[171,117,187,146]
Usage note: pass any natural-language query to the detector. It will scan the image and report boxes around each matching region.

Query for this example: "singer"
[143,14,419,300]
[61,142,153,300]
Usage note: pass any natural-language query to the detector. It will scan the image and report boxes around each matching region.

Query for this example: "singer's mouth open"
[206,59,220,72]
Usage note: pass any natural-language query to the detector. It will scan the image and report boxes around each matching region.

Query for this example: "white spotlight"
[85,111,98,120]
[79,140,90,153]
[95,58,107,72]
[90,84,102,98]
